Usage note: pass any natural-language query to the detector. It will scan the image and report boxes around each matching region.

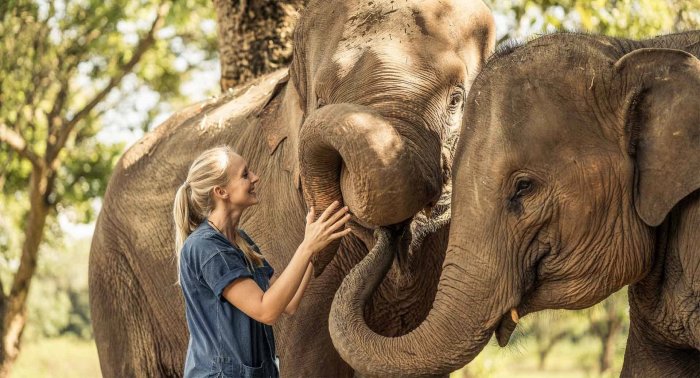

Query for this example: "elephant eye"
[448,86,465,113]
[514,178,533,197]
[317,97,327,109]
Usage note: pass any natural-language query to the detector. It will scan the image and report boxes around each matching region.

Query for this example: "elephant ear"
[615,48,700,226]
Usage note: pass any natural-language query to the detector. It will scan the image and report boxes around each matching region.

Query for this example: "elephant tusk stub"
[510,308,519,324]
[496,308,519,347]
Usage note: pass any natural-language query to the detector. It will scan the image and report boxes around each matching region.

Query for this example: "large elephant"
[88,0,494,376]
[329,31,700,376]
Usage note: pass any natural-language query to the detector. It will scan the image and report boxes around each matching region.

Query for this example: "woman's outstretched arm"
[270,262,313,315]
[222,202,350,325]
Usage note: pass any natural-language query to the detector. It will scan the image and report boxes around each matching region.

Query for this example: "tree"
[213,0,306,91]
[485,0,700,44]
[528,314,581,370]
[587,289,628,374]
[0,0,216,375]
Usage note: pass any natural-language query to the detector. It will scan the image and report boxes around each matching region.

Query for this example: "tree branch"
[47,1,172,163]
[47,76,69,135]
[0,123,42,168]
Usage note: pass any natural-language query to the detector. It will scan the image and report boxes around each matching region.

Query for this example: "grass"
[8,334,624,378]
[11,337,101,378]
[450,335,625,378]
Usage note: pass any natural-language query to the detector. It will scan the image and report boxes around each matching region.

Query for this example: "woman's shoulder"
[182,227,237,265]
[184,224,220,248]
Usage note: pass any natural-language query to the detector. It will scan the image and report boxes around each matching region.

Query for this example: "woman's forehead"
[227,153,247,174]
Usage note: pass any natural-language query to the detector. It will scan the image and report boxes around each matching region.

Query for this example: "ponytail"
[174,183,200,283]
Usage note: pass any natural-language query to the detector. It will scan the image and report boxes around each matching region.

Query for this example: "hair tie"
[183,181,190,189]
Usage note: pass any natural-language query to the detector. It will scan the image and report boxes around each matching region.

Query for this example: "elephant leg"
[622,316,700,378]
[275,278,352,377]
[273,248,357,375]
[273,236,379,378]
[90,219,182,377]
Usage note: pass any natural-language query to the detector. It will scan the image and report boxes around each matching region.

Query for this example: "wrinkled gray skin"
[88,0,494,376]
[330,31,700,377]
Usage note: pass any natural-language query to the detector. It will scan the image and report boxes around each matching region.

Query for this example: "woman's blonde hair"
[173,146,264,283]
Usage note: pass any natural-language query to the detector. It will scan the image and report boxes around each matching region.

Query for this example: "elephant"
[329,30,700,377]
[88,0,495,376]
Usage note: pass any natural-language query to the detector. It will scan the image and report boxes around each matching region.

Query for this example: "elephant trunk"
[299,103,442,274]
[329,222,512,375]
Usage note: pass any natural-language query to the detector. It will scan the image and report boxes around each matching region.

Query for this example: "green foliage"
[0,0,217,200]
[0,192,93,340]
[54,141,124,223]
[0,0,218,344]
[24,237,93,341]
[0,199,26,289]
[486,0,700,43]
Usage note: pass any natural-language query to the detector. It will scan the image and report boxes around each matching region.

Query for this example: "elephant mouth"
[350,182,450,274]
[495,308,521,347]
[495,241,550,347]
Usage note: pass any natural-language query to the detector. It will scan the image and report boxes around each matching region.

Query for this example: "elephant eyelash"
[507,178,536,214]
[447,84,465,113]
[447,86,466,112]
[514,179,533,197]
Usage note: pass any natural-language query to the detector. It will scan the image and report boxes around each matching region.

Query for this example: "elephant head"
[329,33,700,375]
[270,0,494,273]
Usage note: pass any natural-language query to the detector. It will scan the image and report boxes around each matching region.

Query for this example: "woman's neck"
[208,208,242,241]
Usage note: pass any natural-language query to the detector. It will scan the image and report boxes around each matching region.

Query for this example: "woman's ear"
[213,186,228,200]
[615,48,700,226]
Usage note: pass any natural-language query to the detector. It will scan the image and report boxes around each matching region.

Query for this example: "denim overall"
[238,229,279,378]
[180,220,279,378]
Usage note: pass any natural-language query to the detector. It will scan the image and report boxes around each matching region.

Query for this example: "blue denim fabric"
[180,220,278,378]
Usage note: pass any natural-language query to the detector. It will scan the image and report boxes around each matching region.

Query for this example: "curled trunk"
[299,103,442,274]
[329,222,514,376]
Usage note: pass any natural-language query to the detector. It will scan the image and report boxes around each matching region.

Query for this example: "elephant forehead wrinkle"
[335,36,419,76]
[333,1,476,83]
[332,48,364,78]
[371,45,420,72]
[341,2,421,42]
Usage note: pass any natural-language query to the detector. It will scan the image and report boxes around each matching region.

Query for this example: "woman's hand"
[301,201,352,255]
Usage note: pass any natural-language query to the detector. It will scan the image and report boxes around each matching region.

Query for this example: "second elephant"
[330,31,700,376]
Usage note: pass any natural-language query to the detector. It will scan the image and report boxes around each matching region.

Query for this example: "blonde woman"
[173,146,351,378]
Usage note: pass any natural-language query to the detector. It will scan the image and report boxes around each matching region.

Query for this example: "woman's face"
[220,153,260,210]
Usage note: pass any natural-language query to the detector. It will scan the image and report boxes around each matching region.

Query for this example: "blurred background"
[0,1,698,377]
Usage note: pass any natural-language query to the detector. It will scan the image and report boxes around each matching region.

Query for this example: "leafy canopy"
[0,0,217,339]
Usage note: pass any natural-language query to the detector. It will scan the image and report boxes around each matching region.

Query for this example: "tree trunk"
[0,167,51,377]
[600,318,621,373]
[538,349,547,370]
[213,0,306,91]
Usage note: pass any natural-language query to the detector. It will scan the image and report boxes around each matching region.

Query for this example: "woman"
[173,146,351,377]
